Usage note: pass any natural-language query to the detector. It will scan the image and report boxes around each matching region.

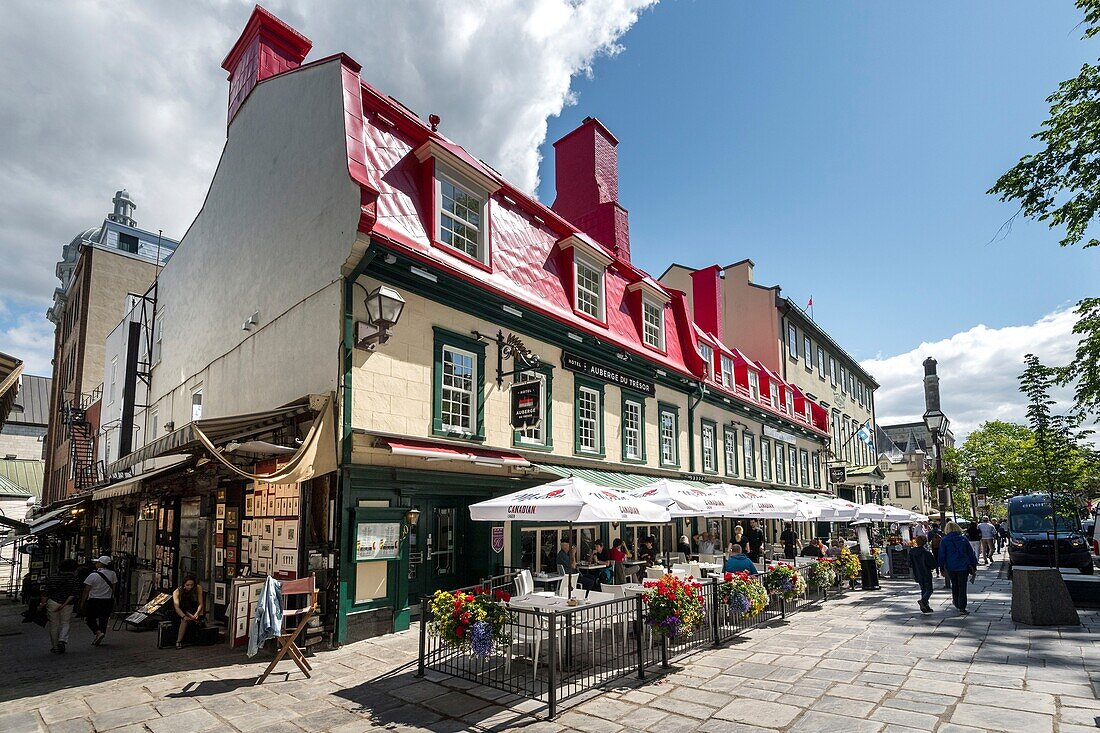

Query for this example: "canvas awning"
[25,505,80,536]
[377,437,530,467]
[534,463,711,489]
[104,394,336,484]
[0,514,29,534]
[92,458,190,501]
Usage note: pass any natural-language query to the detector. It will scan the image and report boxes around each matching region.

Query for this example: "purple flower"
[470,621,493,658]
[729,591,750,614]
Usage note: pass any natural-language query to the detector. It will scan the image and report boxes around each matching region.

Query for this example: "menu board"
[355,522,401,561]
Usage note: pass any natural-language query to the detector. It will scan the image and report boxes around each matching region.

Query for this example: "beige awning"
[104,394,336,485]
[92,458,190,501]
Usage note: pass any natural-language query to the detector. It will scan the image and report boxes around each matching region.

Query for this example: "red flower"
[455,625,465,638]
[465,594,475,603]
[723,572,734,582]
[460,612,472,625]
[474,586,485,595]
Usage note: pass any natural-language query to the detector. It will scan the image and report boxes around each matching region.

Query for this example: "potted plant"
[427,586,511,658]
[837,549,862,588]
[763,562,807,601]
[717,571,769,617]
[808,557,838,588]
[642,574,705,639]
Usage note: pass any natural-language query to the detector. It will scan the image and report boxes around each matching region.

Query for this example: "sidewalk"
[1,552,1098,732]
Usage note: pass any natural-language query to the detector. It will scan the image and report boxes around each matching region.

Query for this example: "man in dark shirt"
[743,520,765,563]
[780,523,800,560]
[38,559,81,653]
[800,539,824,558]
[556,540,575,573]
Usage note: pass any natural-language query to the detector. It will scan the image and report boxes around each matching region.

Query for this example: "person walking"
[996,519,1009,553]
[80,555,117,645]
[38,559,80,653]
[965,521,983,564]
[929,526,949,588]
[937,522,978,615]
[977,516,997,564]
[779,522,801,560]
[908,536,936,613]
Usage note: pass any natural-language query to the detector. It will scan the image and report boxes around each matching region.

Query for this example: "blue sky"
[538,1,1099,362]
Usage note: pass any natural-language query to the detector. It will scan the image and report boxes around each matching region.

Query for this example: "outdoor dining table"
[531,572,563,591]
[507,593,608,669]
[696,562,723,576]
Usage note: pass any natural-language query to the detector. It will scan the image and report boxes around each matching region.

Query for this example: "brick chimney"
[221,5,313,125]
[690,265,723,340]
[551,117,631,265]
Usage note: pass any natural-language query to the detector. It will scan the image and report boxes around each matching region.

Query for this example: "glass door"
[408,500,468,606]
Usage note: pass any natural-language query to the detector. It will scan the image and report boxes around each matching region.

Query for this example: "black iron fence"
[418,563,832,719]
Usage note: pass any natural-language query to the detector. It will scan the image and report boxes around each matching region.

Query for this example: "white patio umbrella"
[772,491,842,521]
[819,497,861,522]
[711,485,814,521]
[629,480,741,518]
[855,503,916,523]
[469,476,671,523]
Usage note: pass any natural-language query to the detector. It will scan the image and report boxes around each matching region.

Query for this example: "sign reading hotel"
[510,380,542,428]
[561,351,656,397]
[764,426,798,445]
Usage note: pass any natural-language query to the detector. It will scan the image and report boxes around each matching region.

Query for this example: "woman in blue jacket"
[937,522,978,615]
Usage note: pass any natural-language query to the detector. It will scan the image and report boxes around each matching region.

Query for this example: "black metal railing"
[419,564,843,719]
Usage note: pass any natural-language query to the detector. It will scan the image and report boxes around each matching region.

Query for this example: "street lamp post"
[967,466,978,520]
[922,357,950,527]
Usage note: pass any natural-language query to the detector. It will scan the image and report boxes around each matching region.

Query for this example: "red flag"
[807,296,813,308]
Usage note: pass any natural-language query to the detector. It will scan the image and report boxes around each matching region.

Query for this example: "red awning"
[377,438,531,468]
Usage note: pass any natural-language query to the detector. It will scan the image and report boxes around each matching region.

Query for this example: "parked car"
[1006,494,1094,575]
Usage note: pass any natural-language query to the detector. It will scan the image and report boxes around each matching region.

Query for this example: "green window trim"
[760,437,772,482]
[700,418,718,475]
[512,364,554,451]
[620,390,647,464]
[658,401,680,468]
[742,432,757,479]
[800,449,810,487]
[432,326,487,441]
[573,376,606,457]
[723,426,739,477]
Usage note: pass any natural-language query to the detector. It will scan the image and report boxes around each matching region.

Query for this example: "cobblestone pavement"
[2,552,1099,732]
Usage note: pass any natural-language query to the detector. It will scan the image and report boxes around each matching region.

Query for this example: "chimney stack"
[221,5,312,125]
[551,117,631,265]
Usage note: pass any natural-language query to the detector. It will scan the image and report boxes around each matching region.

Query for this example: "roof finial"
[429,114,441,132]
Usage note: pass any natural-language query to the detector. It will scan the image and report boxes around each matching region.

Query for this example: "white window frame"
[775,443,786,484]
[441,345,478,434]
[769,380,780,409]
[148,407,158,442]
[724,427,739,476]
[720,355,734,387]
[787,324,798,360]
[817,346,825,379]
[813,453,822,489]
[190,385,203,421]
[659,407,677,466]
[742,433,756,479]
[574,254,605,321]
[436,168,487,263]
[698,343,714,380]
[701,422,717,473]
[830,356,838,386]
[789,447,798,485]
[641,297,664,350]
[800,449,810,487]
[577,386,601,453]
[761,438,772,482]
[623,399,643,460]
[804,337,813,372]
[785,390,794,416]
[748,371,760,401]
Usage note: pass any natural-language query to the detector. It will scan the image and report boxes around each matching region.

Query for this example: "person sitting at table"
[588,539,608,564]
[722,544,758,575]
[677,535,692,558]
[800,539,825,558]
[825,539,845,558]
[556,540,576,573]
[638,538,657,567]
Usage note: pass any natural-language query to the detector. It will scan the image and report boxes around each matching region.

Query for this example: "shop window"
[513,367,553,450]
[742,433,756,479]
[574,379,604,456]
[621,395,645,462]
[642,298,664,350]
[761,438,772,482]
[575,254,605,321]
[623,524,673,559]
[520,526,597,573]
[659,403,679,468]
[724,426,739,477]
[701,420,717,474]
[432,328,486,440]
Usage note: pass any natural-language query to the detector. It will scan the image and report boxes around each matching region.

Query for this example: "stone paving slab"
[2,551,1099,731]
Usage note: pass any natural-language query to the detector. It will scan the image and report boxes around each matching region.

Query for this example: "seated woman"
[800,539,825,558]
[722,544,758,575]
[171,574,205,649]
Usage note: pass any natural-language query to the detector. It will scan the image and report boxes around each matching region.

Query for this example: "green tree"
[956,421,1041,510]
[989,1,1100,421]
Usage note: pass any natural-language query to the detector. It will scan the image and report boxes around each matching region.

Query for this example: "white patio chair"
[515,569,534,597]
[555,574,580,598]
[674,552,687,563]
[505,606,558,679]
[645,567,665,581]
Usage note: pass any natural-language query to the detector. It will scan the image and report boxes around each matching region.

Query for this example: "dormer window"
[698,343,714,380]
[769,380,780,409]
[575,254,605,320]
[642,297,664,350]
[748,371,760,401]
[720,355,734,387]
[438,174,484,260]
[785,390,794,415]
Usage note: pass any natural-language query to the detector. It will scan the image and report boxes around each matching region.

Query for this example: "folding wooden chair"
[256,574,318,685]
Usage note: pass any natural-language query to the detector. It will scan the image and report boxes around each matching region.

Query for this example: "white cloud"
[862,308,1080,441]
[0,0,655,356]
[0,306,55,376]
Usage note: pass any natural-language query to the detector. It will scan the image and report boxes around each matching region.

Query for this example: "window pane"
[576,259,603,319]
[642,300,663,348]
[660,409,676,465]
[775,444,786,483]
[439,178,482,259]
[442,346,475,431]
[623,400,642,459]
[578,387,600,452]
[761,439,772,481]
[742,434,756,479]
[724,429,738,476]
[701,423,716,472]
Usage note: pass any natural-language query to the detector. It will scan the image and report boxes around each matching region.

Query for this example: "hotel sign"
[561,351,655,396]
[510,380,542,428]
[764,426,798,445]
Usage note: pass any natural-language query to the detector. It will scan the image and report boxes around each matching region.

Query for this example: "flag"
[855,422,874,447]
[806,296,813,308]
